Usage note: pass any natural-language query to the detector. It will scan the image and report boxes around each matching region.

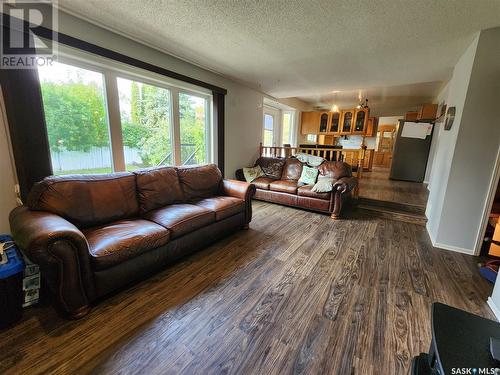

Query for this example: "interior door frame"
[262,106,281,146]
[475,145,500,255]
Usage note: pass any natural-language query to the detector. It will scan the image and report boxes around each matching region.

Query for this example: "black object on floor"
[412,302,500,374]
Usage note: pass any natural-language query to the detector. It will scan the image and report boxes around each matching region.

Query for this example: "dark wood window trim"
[1,18,226,199]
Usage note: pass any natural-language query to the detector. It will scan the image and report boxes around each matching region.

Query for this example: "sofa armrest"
[221,179,255,200]
[9,206,95,317]
[333,176,358,194]
[220,179,256,224]
[330,176,358,220]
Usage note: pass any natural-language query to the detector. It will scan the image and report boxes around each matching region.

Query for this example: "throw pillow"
[243,165,264,182]
[312,178,334,193]
[298,166,319,186]
[295,152,325,167]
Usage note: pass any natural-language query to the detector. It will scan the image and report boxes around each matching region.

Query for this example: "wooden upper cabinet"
[365,117,378,137]
[340,109,355,134]
[417,104,438,120]
[318,112,330,134]
[353,108,369,134]
[329,112,341,134]
[300,111,320,135]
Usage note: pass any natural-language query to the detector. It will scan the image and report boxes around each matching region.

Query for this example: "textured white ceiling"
[58,0,500,112]
[302,81,444,116]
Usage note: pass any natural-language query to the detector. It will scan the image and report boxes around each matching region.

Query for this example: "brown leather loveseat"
[236,157,357,219]
[9,164,255,318]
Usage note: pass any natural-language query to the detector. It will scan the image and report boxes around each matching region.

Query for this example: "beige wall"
[0,97,18,233]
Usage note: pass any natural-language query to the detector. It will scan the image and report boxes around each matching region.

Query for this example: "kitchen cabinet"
[340,109,355,134]
[302,109,373,135]
[365,117,378,137]
[352,108,369,134]
[405,111,418,121]
[300,112,320,134]
[341,148,374,171]
[318,112,330,134]
[417,104,438,120]
[329,112,341,134]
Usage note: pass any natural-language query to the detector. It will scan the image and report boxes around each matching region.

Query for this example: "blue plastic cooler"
[0,235,25,328]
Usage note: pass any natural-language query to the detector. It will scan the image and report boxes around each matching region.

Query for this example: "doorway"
[358,122,429,208]
[262,107,280,147]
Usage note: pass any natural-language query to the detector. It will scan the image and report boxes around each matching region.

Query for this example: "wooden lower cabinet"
[341,149,374,171]
[373,151,392,167]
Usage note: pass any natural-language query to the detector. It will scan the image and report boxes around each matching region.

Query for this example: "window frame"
[262,106,280,147]
[40,46,214,173]
[281,110,296,146]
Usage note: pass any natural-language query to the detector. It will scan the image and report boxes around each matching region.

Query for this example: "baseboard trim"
[426,222,475,255]
[488,297,500,322]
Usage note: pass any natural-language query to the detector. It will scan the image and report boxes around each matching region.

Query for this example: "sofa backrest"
[134,167,184,213]
[177,164,222,200]
[317,161,353,179]
[281,158,303,180]
[27,173,139,228]
[255,157,285,179]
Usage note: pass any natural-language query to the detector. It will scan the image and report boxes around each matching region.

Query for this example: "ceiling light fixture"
[358,98,369,109]
[332,104,339,112]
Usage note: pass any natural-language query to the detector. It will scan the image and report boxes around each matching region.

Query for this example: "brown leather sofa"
[9,164,255,318]
[236,157,357,219]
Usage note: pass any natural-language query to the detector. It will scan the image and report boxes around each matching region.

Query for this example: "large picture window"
[179,92,208,165]
[37,54,213,175]
[38,61,113,175]
[117,77,173,170]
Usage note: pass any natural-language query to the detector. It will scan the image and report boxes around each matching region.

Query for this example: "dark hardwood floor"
[359,166,429,207]
[0,201,493,374]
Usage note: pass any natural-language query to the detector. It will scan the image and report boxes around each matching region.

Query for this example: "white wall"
[424,82,449,184]
[427,28,500,254]
[0,99,17,233]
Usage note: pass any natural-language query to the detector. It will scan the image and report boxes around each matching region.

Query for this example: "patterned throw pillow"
[298,166,319,186]
[312,178,334,193]
[243,165,264,182]
[295,152,325,167]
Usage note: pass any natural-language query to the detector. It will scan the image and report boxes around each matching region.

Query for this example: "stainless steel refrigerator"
[389,120,434,182]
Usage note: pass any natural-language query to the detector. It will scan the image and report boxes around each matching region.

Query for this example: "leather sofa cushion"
[134,167,184,213]
[193,196,245,221]
[255,189,298,206]
[269,180,298,194]
[177,164,222,200]
[251,177,275,190]
[27,173,139,229]
[84,219,170,270]
[255,157,285,179]
[144,204,215,239]
[317,161,352,179]
[297,185,331,200]
[281,158,303,180]
[296,196,330,212]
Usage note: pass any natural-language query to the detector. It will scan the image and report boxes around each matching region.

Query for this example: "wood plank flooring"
[359,166,429,207]
[0,201,493,375]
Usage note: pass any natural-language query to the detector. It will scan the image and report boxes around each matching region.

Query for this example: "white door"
[263,107,280,146]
